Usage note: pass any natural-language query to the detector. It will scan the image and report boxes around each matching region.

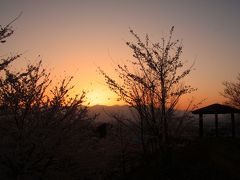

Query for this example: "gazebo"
[192,103,240,137]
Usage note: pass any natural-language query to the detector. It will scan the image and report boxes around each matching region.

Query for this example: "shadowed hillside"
[89,105,135,122]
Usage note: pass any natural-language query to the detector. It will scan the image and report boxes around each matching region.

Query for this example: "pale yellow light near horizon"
[87,89,116,106]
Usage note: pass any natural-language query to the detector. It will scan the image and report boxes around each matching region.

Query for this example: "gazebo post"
[231,113,235,138]
[215,114,218,137]
[199,114,203,137]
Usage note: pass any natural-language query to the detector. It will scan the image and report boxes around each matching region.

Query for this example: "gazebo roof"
[192,103,240,114]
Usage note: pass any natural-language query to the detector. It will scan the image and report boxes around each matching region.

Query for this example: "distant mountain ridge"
[88,105,189,122]
[89,105,134,122]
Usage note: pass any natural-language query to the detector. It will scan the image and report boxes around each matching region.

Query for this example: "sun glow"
[86,88,118,106]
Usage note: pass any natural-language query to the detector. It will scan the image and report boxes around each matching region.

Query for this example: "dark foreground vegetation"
[123,137,240,180]
[1,16,240,180]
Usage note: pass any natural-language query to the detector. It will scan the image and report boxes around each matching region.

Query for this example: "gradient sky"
[1,0,240,108]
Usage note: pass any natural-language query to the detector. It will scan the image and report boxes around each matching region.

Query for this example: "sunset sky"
[1,0,240,108]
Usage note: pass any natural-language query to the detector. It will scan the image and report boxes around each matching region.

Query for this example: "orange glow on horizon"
[84,86,226,110]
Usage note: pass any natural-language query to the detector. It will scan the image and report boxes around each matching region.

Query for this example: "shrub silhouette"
[221,73,240,108]
[0,16,95,180]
